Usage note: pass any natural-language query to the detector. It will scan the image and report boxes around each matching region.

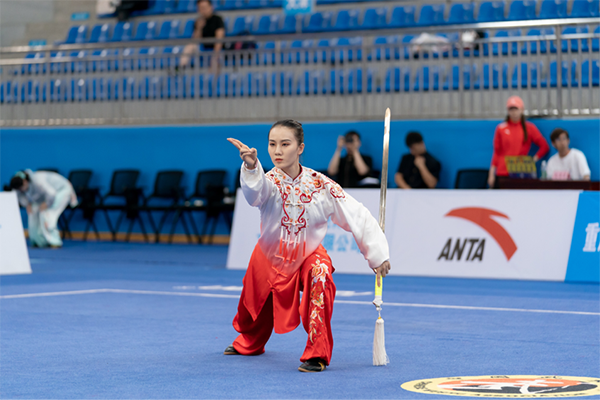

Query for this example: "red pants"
[232,247,336,365]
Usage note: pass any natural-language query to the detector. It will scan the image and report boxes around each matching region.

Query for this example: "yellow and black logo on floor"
[401,375,600,397]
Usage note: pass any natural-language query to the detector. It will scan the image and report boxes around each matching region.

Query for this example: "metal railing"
[1,18,598,126]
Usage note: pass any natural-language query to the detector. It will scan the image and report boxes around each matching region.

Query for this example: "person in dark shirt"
[395,131,441,189]
[327,131,373,188]
[181,0,225,73]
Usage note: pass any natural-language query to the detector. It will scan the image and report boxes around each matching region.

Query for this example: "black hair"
[196,0,212,5]
[505,114,528,143]
[10,171,29,190]
[405,131,424,148]
[550,128,569,143]
[345,130,361,140]
[269,119,304,145]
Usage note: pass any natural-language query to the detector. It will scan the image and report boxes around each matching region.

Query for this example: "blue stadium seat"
[91,49,118,72]
[157,20,181,39]
[590,0,599,16]
[331,9,360,31]
[22,53,46,75]
[49,79,67,103]
[413,65,443,91]
[133,21,158,41]
[303,11,332,33]
[335,37,362,63]
[175,0,196,13]
[562,26,590,52]
[252,14,279,35]
[314,39,332,63]
[385,67,410,92]
[90,78,114,101]
[401,34,415,59]
[246,72,268,96]
[477,1,506,22]
[255,41,276,65]
[388,6,416,28]
[510,62,535,88]
[448,3,476,24]
[360,8,388,30]
[137,47,159,70]
[270,71,294,96]
[581,59,600,86]
[507,0,537,20]
[570,0,593,17]
[89,23,111,43]
[64,25,88,44]
[330,69,363,94]
[277,14,297,34]
[539,0,568,19]
[112,22,134,41]
[181,19,196,38]
[417,4,445,26]
[523,28,556,54]
[368,36,398,61]
[543,61,569,87]
[69,50,89,74]
[160,46,182,69]
[228,15,255,36]
[493,29,521,55]
[299,70,326,95]
[115,48,137,71]
[473,63,500,89]
[593,26,600,52]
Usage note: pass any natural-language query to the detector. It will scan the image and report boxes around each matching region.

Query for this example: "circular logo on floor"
[401,376,600,397]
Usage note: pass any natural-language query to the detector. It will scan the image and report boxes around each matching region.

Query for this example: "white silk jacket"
[241,159,390,276]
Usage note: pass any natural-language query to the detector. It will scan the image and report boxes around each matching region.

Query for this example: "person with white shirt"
[546,128,591,181]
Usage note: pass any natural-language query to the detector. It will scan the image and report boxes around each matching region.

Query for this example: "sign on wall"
[566,192,599,283]
[0,192,32,275]
[227,188,581,282]
[390,190,579,281]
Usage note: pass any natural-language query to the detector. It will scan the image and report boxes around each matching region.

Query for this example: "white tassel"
[373,316,389,366]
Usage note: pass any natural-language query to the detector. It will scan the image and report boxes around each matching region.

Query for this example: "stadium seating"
[447,3,476,24]
[539,0,568,19]
[477,1,507,22]
[507,0,537,20]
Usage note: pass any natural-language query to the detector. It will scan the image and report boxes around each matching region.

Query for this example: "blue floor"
[1,241,599,399]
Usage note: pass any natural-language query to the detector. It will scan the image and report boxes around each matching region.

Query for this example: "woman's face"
[20,180,29,192]
[268,126,304,173]
[508,107,522,122]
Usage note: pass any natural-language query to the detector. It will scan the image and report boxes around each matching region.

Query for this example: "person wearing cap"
[9,169,78,248]
[488,96,550,188]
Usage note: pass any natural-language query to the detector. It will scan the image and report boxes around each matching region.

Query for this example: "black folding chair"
[180,169,228,245]
[454,169,490,189]
[62,169,96,240]
[145,170,187,243]
[100,169,147,242]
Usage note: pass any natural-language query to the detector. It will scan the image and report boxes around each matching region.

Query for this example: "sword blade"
[379,108,390,233]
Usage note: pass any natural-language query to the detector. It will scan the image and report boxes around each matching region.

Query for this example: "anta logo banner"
[390,191,579,280]
[566,192,600,283]
[402,375,600,397]
[438,207,517,262]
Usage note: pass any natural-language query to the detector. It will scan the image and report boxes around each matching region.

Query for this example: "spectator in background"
[181,0,225,74]
[327,131,372,188]
[10,169,78,248]
[488,96,549,188]
[546,128,591,181]
[395,131,441,189]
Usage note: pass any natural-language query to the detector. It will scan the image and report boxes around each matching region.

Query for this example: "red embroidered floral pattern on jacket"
[308,255,328,344]
[266,167,345,264]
